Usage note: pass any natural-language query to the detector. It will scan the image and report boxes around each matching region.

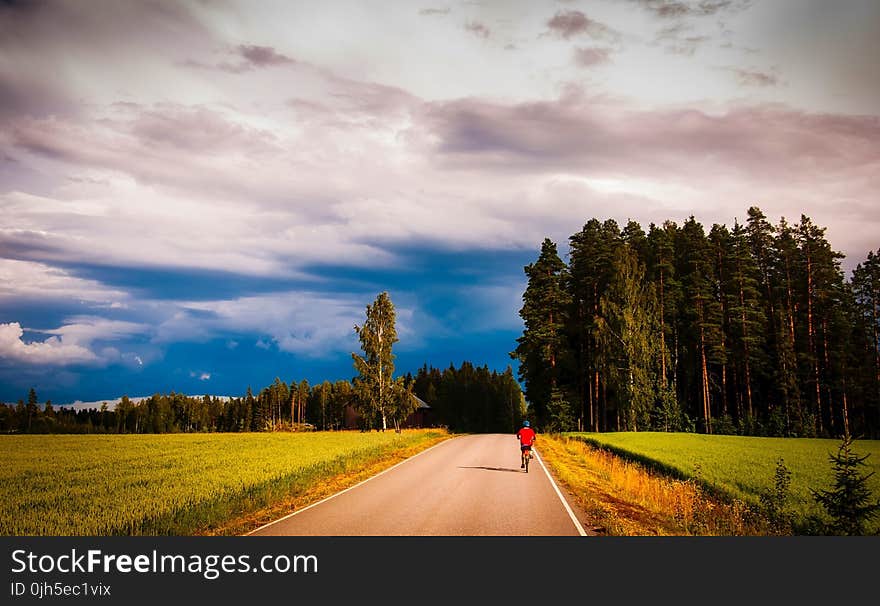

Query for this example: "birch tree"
[352,291,403,431]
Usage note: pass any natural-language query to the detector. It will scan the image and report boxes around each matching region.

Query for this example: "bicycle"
[521,446,533,473]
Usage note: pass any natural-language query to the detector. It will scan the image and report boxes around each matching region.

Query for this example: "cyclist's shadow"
[458,465,523,473]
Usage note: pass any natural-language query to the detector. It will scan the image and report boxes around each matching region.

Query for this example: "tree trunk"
[872,283,880,405]
[659,268,667,388]
[699,299,711,434]
[785,256,802,428]
[822,316,834,434]
[806,253,822,434]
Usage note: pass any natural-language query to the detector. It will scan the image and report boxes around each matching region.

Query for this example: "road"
[248,433,587,536]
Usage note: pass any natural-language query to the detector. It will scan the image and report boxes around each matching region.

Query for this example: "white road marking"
[244,437,452,536]
[534,448,588,537]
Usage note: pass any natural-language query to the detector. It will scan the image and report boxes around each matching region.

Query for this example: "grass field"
[566,432,880,533]
[0,429,448,536]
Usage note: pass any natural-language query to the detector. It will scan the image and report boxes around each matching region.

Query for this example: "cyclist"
[516,420,536,469]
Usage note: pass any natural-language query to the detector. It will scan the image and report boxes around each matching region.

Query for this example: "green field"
[0,430,445,536]
[566,432,880,532]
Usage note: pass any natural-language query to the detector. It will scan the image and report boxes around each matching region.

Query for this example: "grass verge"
[539,434,770,535]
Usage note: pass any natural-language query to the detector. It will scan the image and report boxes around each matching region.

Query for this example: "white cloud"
[0,259,128,305]
[0,318,149,367]
[0,322,97,365]
[155,292,367,357]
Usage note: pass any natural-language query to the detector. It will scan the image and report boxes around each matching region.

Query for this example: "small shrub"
[759,458,793,535]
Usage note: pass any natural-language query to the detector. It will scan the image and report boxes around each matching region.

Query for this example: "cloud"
[153,292,371,358]
[545,10,618,42]
[5,76,879,284]
[729,68,779,87]
[653,23,711,55]
[0,322,98,365]
[0,259,128,305]
[418,94,880,260]
[0,317,146,366]
[424,95,880,182]
[464,21,490,39]
[210,44,298,74]
[633,0,750,19]
[573,47,613,67]
[236,44,296,67]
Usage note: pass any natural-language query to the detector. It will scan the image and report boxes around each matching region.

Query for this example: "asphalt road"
[248,433,587,536]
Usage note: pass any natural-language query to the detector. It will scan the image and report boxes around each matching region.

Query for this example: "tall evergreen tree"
[568,219,619,431]
[729,220,769,428]
[596,243,663,431]
[852,250,880,437]
[797,216,846,436]
[646,221,682,430]
[511,238,572,428]
[772,217,806,434]
[677,217,720,433]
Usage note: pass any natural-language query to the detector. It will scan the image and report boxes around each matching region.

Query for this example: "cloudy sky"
[1,0,878,405]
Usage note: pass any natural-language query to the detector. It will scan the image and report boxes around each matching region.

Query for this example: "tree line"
[0,381,352,434]
[512,206,880,438]
[411,362,526,433]
[1,292,527,434]
[0,364,526,435]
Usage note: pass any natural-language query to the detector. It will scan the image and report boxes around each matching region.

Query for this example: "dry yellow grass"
[539,434,766,536]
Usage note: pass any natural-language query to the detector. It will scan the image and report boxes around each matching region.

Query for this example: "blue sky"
[1,0,878,405]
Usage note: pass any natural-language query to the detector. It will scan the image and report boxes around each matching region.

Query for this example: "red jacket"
[517,426,536,446]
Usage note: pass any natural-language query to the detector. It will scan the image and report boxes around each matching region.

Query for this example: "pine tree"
[596,243,662,431]
[852,250,880,436]
[646,222,681,431]
[811,433,880,535]
[677,217,720,433]
[511,238,572,429]
[26,387,39,432]
[797,216,846,436]
[708,224,733,426]
[772,217,805,434]
[729,220,769,429]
